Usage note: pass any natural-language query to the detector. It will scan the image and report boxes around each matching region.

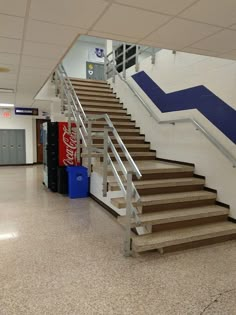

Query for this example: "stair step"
[83,151,156,160]
[109,177,205,191]
[118,205,229,227]
[95,143,150,151]
[92,127,140,135]
[80,96,120,103]
[72,82,111,89]
[77,91,115,98]
[132,222,236,253]
[87,121,136,128]
[83,107,127,114]
[80,101,123,108]
[111,191,216,209]
[74,86,113,93]
[92,135,146,144]
[70,77,107,84]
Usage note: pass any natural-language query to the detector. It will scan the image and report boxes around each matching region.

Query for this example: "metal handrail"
[55,64,143,246]
[106,49,236,168]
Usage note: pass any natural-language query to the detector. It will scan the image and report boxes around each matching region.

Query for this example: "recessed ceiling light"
[0,67,10,73]
[0,88,14,93]
[0,103,14,108]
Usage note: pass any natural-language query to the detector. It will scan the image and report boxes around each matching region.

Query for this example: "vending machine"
[43,122,77,193]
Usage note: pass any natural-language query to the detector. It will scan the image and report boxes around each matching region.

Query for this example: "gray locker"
[0,129,26,165]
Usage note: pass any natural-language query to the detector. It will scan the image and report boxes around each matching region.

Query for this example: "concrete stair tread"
[77,91,114,97]
[80,102,122,108]
[109,177,205,189]
[111,160,194,173]
[70,77,107,84]
[111,190,216,208]
[95,143,149,148]
[74,87,113,93]
[86,121,135,126]
[118,205,229,227]
[132,222,236,252]
[83,107,126,113]
[80,96,119,102]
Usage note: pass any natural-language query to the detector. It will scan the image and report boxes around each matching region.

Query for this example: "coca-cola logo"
[62,125,77,166]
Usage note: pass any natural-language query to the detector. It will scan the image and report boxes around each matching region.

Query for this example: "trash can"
[66,166,89,199]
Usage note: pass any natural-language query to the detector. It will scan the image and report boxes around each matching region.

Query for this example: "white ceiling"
[1,0,236,109]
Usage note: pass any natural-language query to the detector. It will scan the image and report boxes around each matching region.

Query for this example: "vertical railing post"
[135,45,139,72]
[76,112,81,164]
[104,54,107,81]
[112,50,116,83]
[102,126,109,197]
[151,47,156,65]
[67,95,72,134]
[87,120,92,176]
[122,43,126,79]
[124,171,133,257]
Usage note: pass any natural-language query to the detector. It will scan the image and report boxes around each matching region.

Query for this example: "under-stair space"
[59,72,236,256]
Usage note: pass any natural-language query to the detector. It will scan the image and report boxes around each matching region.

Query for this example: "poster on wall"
[88,47,104,63]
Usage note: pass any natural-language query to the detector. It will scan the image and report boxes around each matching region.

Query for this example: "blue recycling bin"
[66,166,89,199]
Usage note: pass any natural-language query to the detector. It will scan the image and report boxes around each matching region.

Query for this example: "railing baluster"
[102,126,110,197]
[87,120,92,176]
[76,111,81,164]
[124,171,133,257]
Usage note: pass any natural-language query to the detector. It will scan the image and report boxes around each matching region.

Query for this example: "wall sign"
[15,107,38,116]
[2,110,11,118]
[88,47,104,63]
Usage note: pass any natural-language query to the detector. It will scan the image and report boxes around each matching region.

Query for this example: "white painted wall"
[63,41,105,79]
[0,109,34,164]
[109,49,236,219]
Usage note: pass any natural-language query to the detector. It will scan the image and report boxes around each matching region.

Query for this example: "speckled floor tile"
[0,165,236,315]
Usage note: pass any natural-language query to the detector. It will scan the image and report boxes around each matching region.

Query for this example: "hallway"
[0,165,236,315]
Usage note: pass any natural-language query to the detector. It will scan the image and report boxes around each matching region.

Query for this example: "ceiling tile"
[0,93,14,103]
[116,0,196,15]
[0,78,16,89]
[0,37,21,54]
[138,39,182,50]
[0,0,27,17]
[23,41,67,59]
[191,30,236,53]
[93,4,171,39]
[180,0,236,27]
[0,53,20,65]
[146,18,220,49]
[21,55,56,69]
[30,0,109,29]
[26,20,83,46]
[0,14,24,39]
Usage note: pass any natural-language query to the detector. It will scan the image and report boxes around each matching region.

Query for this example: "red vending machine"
[57,122,78,194]
[58,122,78,167]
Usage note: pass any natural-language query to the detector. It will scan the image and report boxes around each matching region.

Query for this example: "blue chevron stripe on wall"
[132,71,236,144]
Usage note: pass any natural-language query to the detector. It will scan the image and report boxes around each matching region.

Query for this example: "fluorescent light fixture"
[0,103,14,108]
[0,88,14,93]
[0,232,18,240]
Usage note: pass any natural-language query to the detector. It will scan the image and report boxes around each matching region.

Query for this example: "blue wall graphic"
[132,71,236,144]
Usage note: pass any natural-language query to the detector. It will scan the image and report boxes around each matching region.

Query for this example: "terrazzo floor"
[0,165,236,315]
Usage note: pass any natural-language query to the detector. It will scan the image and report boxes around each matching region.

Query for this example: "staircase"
[67,76,236,255]
[53,62,236,256]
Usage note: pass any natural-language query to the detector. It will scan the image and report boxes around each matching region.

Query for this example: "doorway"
[36,119,48,164]
[86,62,105,80]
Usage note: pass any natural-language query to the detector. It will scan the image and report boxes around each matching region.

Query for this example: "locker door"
[1,130,10,165]
[8,130,17,164]
[0,130,2,165]
[16,130,26,164]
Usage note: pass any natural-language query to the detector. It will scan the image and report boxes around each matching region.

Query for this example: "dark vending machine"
[43,122,58,192]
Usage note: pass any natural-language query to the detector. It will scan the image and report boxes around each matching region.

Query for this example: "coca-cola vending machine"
[43,122,78,193]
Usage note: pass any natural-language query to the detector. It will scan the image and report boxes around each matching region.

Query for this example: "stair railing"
[54,63,142,256]
[104,46,236,168]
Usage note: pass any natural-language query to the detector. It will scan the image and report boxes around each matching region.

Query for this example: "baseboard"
[228,217,236,223]
[90,193,120,218]
[204,186,217,193]
[0,163,35,167]
[216,200,230,209]
[156,157,195,167]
